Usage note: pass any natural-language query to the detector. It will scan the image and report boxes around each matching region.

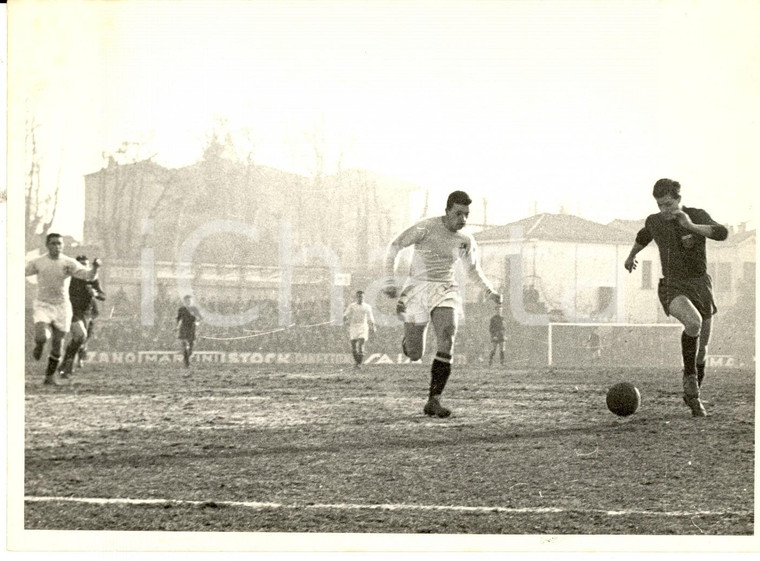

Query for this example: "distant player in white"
[25,233,101,385]
[343,290,376,370]
[384,190,503,417]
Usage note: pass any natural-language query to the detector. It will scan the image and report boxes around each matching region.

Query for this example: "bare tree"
[24,112,61,250]
[91,141,163,259]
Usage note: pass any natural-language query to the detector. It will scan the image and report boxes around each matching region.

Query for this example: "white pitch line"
[24,496,751,519]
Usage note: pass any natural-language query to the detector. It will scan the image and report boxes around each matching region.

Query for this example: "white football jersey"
[25,253,95,305]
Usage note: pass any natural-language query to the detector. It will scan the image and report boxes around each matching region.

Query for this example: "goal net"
[547,322,684,368]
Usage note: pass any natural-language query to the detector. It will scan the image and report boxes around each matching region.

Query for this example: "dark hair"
[46,232,63,244]
[356,290,364,295]
[652,178,681,199]
[75,255,88,264]
[446,190,472,210]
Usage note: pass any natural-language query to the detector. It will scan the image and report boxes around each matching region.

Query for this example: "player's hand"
[489,292,503,305]
[383,286,399,299]
[624,256,637,272]
[672,210,694,229]
[395,299,406,316]
[92,258,102,269]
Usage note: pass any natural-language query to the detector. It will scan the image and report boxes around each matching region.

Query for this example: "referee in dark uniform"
[624,178,728,417]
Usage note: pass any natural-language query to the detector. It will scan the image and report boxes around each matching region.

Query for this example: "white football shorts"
[399,281,462,324]
[32,299,73,332]
[349,324,370,341]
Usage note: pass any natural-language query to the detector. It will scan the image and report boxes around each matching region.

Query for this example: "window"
[641,260,652,289]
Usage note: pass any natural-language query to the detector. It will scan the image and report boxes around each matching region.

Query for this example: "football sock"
[62,340,82,368]
[681,332,699,376]
[429,353,452,398]
[46,355,61,377]
[500,350,505,365]
[489,350,495,366]
[697,363,706,387]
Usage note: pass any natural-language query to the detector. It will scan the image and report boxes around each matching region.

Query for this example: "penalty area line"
[24,496,750,518]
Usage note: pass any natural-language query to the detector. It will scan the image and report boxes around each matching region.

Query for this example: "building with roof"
[473,213,639,323]
[472,212,755,326]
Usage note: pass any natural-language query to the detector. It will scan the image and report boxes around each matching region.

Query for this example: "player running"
[59,255,106,379]
[624,178,728,417]
[384,190,503,417]
[176,295,202,368]
[343,290,377,370]
[25,233,101,385]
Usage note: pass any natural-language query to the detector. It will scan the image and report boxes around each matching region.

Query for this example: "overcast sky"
[8,0,760,240]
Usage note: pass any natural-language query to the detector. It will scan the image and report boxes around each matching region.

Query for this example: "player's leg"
[32,322,50,361]
[60,319,87,378]
[489,340,496,366]
[349,339,359,365]
[668,295,706,416]
[45,326,67,385]
[423,307,458,418]
[187,337,196,365]
[355,338,365,369]
[402,322,428,361]
[180,337,191,367]
[79,319,95,364]
[499,341,505,365]
[696,315,712,388]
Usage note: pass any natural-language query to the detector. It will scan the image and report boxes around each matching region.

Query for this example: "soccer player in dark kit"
[624,178,728,417]
[488,305,506,367]
[176,295,202,368]
[59,255,106,379]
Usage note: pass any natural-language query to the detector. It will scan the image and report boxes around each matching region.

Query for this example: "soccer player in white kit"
[25,233,101,385]
[343,290,376,370]
[383,191,503,417]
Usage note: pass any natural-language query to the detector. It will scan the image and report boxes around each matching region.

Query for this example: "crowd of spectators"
[25,287,754,368]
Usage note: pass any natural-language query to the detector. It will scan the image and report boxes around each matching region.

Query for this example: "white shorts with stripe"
[32,299,73,333]
[349,324,369,341]
[399,281,462,324]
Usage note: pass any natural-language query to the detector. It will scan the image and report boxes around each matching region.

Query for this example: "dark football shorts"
[179,327,196,341]
[491,334,505,343]
[71,308,94,324]
[658,273,717,319]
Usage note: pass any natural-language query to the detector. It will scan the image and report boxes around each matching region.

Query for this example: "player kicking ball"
[383,190,502,418]
[624,179,728,417]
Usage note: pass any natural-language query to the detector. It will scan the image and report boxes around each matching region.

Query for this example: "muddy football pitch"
[22,357,754,542]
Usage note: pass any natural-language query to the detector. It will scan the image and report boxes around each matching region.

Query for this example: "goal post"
[547,322,684,368]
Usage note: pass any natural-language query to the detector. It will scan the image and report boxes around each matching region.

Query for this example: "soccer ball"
[606,382,641,417]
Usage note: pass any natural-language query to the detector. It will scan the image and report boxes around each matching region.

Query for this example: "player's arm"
[625,223,652,272]
[463,239,502,305]
[368,307,377,332]
[71,257,101,281]
[24,260,38,277]
[383,224,426,298]
[675,209,729,241]
[92,279,106,300]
